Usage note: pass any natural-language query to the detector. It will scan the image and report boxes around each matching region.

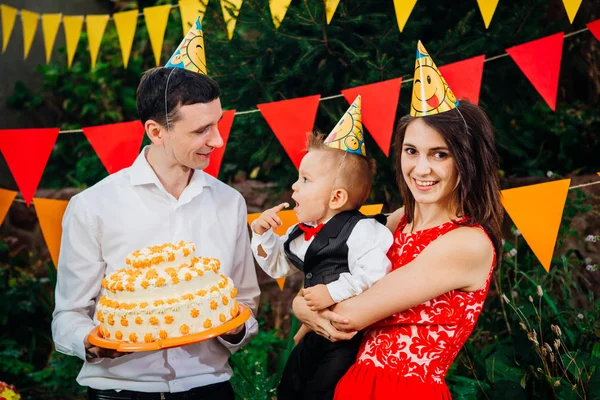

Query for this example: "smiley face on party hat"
[324,95,366,156]
[165,16,207,74]
[410,41,458,117]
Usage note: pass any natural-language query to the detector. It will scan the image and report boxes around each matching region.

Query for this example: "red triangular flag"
[341,78,402,157]
[439,55,485,105]
[0,128,60,207]
[506,33,564,111]
[587,19,600,42]
[258,95,321,169]
[204,109,236,178]
[82,120,145,174]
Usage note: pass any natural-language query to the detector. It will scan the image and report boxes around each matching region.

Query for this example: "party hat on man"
[410,41,459,117]
[165,16,207,74]
[324,95,366,156]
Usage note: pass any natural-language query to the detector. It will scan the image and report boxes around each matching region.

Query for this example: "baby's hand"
[293,324,311,344]
[303,284,335,311]
[252,202,289,235]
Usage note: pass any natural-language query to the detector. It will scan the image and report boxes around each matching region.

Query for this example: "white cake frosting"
[95,241,239,343]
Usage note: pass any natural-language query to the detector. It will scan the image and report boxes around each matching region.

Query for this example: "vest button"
[306,273,313,279]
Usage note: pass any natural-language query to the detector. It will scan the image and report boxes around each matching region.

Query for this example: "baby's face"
[291,151,337,224]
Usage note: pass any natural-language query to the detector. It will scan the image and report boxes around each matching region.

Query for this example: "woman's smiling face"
[401,118,459,206]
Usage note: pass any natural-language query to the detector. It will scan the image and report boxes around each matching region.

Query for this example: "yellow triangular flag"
[179,0,208,35]
[21,10,39,59]
[86,14,109,69]
[113,10,138,69]
[143,4,172,66]
[42,14,61,63]
[1,4,18,53]
[324,0,340,24]
[0,189,17,226]
[220,0,243,40]
[269,0,292,29]
[246,204,383,291]
[501,179,571,272]
[476,0,499,29]
[63,15,84,68]
[34,197,69,268]
[393,0,417,32]
[562,0,582,24]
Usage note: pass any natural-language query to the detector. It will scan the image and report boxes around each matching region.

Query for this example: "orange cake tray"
[88,304,251,352]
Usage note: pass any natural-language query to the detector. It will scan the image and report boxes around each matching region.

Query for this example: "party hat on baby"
[410,41,459,117]
[324,95,366,156]
[165,16,207,74]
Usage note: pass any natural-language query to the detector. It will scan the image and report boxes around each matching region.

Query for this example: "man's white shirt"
[52,147,260,393]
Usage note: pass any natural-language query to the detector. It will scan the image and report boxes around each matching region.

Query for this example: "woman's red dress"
[334,217,495,399]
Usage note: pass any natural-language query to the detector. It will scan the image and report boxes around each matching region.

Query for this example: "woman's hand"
[292,293,357,342]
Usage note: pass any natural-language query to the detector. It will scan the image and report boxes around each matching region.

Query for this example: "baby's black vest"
[283,210,370,288]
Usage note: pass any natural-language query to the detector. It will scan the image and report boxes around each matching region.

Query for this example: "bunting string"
[26,24,591,135]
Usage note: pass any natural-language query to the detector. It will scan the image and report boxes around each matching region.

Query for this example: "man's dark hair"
[136,67,220,127]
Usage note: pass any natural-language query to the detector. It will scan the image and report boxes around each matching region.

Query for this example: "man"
[52,67,260,399]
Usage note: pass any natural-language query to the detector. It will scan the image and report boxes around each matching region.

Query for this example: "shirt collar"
[129,146,212,192]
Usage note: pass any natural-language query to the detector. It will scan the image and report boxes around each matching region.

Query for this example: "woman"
[292,99,503,398]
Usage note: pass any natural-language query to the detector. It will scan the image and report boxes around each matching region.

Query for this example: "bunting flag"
[143,4,172,66]
[20,10,39,60]
[341,78,402,157]
[247,203,383,290]
[113,9,138,68]
[257,95,321,169]
[204,110,235,178]
[506,33,564,111]
[42,14,62,63]
[438,55,486,105]
[501,179,571,272]
[63,16,84,68]
[82,121,145,174]
[1,4,17,53]
[0,188,17,226]
[34,197,69,268]
[0,128,60,206]
[476,0,499,29]
[587,19,600,42]
[179,0,208,34]
[562,0,582,24]
[86,15,109,69]
[393,0,417,32]
[221,0,243,40]
[324,0,340,24]
[269,0,292,29]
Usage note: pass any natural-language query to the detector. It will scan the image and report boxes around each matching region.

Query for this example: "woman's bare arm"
[331,226,494,331]
[385,207,404,233]
[292,292,358,342]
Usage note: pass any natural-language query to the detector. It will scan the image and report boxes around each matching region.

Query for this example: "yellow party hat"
[324,95,366,156]
[165,16,207,74]
[410,41,459,117]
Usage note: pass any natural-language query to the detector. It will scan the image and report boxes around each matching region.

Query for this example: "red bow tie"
[298,223,324,240]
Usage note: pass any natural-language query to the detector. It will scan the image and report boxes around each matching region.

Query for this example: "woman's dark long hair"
[394,100,503,267]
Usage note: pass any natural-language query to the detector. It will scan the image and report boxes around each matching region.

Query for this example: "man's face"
[161,99,224,170]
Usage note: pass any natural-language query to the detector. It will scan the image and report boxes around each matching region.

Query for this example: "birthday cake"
[95,241,239,343]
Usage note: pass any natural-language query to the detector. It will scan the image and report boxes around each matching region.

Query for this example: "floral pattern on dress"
[355,217,495,385]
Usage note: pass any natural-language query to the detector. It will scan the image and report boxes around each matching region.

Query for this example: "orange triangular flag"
[86,15,109,69]
[42,14,62,63]
[501,179,571,272]
[144,4,172,66]
[113,9,138,68]
[1,4,18,53]
[247,204,383,290]
[270,0,292,28]
[179,0,208,34]
[324,0,340,24]
[476,0,499,29]
[221,0,243,40]
[0,188,17,226]
[63,15,84,68]
[562,0,582,24]
[393,0,417,32]
[34,197,69,268]
[21,10,39,59]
